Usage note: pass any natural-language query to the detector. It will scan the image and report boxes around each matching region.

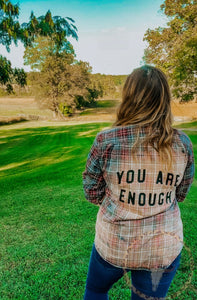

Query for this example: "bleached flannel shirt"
[82,125,194,270]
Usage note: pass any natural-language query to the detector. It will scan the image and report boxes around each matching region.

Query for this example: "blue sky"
[0,0,168,74]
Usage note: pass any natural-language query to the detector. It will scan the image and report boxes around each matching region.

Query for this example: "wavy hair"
[114,65,173,165]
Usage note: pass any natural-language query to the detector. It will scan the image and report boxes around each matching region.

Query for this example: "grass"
[79,100,119,116]
[95,100,119,108]
[175,120,197,129]
[0,121,196,299]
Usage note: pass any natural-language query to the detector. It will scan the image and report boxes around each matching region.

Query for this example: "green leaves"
[32,52,92,118]
[0,55,12,85]
[0,1,78,52]
[0,0,21,51]
[13,68,27,87]
[0,1,79,95]
[0,55,26,92]
[21,10,78,51]
[143,0,197,102]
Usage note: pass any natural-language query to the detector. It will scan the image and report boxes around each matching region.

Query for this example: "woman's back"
[83,124,194,269]
[83,65,194,299]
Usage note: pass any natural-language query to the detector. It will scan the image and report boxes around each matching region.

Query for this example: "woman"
[82,65,194,300]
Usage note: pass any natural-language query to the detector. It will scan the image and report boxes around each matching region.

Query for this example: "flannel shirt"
[83,125,194,270]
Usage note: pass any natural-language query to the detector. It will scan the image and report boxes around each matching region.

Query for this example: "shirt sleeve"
[82,134,106,205]
[176,134,194,202]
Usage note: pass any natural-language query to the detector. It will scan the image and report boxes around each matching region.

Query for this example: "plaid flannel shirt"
[83,125,194,270]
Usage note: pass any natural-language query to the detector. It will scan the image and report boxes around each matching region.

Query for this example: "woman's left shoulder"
[173,128,192,145]
[96,126,119,143]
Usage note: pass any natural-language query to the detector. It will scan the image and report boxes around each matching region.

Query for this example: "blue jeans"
[84,244,181,300]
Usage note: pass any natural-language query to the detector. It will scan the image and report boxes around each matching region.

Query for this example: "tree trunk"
[53,106,66,120]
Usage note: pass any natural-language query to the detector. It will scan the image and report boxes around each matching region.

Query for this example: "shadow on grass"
[0,123,111,184]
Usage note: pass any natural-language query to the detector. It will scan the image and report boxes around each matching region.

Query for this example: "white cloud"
[0,42,31,72]
[72,27,146,74]
[116,27,127,32]
[0,27,146,75]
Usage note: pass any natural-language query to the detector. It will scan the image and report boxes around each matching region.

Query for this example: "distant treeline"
[89,73,127,100]
[26,72,127,101]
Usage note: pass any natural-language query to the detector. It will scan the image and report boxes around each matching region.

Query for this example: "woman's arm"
[176,134,194,202]
[82,134,106,205]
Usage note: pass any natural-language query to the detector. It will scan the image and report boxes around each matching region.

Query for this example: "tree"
[23,35,74,71]
[0,1,78,51]
[0,55,12,85]
[0,0,26,92]
[0,0,22,51]
[0,55,26,93]
[24,30,104,117]
[1,1,100,115]
[13,68,27,87]
[34,53,92,118]
[21,10,78,51]
[143,0,197,101]
[0,1,78,93]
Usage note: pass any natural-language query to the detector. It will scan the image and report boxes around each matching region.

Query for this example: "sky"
[0,0,168,75]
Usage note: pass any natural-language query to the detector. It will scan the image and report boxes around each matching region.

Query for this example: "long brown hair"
[114,65,173,165]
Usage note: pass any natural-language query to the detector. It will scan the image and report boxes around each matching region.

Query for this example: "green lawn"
[79,100,119,116]
[0,122,196,299]
[175,120,197,129]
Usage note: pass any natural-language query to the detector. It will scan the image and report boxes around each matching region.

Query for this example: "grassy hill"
[0,121,196,299]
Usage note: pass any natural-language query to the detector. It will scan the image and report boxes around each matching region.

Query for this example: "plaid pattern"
[83,125,194,270]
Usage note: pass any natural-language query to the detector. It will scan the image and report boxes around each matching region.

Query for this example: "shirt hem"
[94,242,183,271]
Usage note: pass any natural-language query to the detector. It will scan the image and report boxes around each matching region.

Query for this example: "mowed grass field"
[0,121,196,299]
